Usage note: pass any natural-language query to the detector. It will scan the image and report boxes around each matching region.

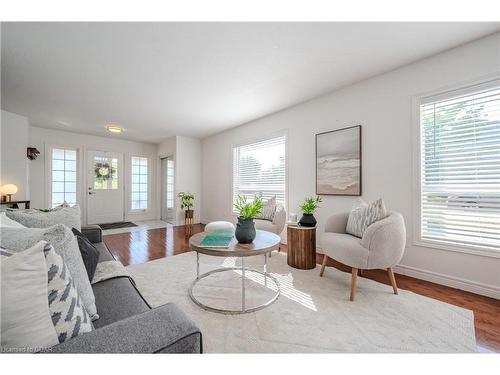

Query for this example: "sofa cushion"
[6,204,81,231]
[91,277,150,329]
[0,225,98,320]
[94,242,115,262]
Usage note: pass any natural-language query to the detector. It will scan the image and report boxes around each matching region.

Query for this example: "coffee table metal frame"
[188,242,281,315]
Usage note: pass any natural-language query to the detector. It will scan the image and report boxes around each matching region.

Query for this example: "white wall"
[0,110,30,201]
[201,33,500,298]
[157,135,201,225]
[29,126,158,224]
[175,136,201,225]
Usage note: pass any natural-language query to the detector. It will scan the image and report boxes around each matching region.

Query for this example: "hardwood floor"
[103,224,500,353]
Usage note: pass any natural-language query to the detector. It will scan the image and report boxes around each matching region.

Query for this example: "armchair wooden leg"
[319,255,328,277]
[350,268,358,301]
[387,267,398,295]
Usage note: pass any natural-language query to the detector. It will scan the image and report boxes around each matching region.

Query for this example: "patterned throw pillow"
[42,243,93,343]
[346,198,388,238]
[257,196,277,221]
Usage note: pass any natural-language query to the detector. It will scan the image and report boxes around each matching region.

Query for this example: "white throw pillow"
[346,198,388,238]
[1,241,92,352]
[0,212,25,228]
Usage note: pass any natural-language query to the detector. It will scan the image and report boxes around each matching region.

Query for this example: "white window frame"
[130,156,150,212]
[411,76,500,259]
[231,131,288,216]
[46,145,81,208]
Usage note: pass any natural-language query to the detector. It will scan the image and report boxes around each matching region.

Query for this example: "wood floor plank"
[103,225,500,353]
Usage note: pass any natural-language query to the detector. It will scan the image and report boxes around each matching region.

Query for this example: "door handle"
[88,192,95,195]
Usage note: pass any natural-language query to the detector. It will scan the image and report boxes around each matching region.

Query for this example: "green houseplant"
[233,195,264,243]
[178,192,195,224]
[299,196,322,227]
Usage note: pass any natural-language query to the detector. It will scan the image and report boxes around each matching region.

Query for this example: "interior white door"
[87,151,124,224]
[161,156,175,223]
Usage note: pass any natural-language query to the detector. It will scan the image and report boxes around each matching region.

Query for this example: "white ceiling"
[2,22,499,142]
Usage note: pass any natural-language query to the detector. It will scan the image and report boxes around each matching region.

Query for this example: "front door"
[87,151,124,224]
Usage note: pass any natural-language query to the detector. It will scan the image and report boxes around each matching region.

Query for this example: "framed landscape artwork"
[316,125,362,196]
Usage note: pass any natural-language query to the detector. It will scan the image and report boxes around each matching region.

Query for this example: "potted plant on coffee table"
[233,195,264,243]
[299,196,322,227]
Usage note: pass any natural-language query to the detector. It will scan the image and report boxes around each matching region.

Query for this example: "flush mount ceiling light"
[106,125,123,133]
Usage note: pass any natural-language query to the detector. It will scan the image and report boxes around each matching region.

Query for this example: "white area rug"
[127,252,476,353]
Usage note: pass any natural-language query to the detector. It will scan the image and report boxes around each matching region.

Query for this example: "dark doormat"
[98,221,138,230]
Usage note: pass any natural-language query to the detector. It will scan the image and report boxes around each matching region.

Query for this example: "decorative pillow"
[0,225,98,320]
[72,228,100,281]
[0,212,26,228]
[0,241,92,351]
[257,196,277,221]
[6,204,81,231]
[346,198,388,238]
[42,242,93,343]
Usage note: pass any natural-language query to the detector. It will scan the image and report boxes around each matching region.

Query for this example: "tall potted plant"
[299,196,322,227]
[178,192,195,222]
[233,195,264,243]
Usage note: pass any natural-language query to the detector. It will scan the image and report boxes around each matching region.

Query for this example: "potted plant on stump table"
[299,196,322,227]
[233,195,264,243]
[178,192,195,234]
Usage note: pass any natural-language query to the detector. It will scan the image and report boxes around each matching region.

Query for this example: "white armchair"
[255,205,286,255]
[319,211,406,301]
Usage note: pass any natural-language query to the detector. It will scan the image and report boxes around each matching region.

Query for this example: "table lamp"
[1,184,18,203]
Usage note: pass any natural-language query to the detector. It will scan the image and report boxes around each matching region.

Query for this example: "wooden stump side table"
[287,225,316,270]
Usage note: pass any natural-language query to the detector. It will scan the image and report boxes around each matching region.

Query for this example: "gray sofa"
[50,226,202,353]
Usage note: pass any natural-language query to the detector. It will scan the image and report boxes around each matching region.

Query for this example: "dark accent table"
[0,200,30,209]
[287,225,316,269]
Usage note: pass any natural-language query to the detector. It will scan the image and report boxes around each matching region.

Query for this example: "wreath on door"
[94,162,116,182]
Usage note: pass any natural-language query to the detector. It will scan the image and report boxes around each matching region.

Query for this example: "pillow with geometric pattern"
[346,198,388,238]
[0,241,92,352]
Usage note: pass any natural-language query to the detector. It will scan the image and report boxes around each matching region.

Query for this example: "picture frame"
[315,125,362,196]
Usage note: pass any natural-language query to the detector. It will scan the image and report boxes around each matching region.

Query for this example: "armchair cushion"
[320,232,369,269]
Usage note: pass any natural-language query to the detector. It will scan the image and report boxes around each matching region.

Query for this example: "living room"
[1,1,499,372]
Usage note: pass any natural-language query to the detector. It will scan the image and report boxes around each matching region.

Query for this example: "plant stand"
[185,209,194,235]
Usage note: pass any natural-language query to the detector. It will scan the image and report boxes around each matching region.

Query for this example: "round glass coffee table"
[188,230,281,314]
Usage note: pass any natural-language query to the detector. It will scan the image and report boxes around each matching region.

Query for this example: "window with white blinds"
[232,135,286,210]
[420,83,500,251]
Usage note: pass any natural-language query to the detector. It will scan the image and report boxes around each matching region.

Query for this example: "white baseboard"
[395,264,500,300]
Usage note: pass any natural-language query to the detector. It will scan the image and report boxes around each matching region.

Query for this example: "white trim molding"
[395,263,500,300]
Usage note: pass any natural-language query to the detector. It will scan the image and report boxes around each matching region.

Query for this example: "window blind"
[420,84,500,251]
[233,135,286,209]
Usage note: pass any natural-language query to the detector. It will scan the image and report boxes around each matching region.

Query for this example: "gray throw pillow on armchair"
[0,224,98,320]
[6,204,82,231]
